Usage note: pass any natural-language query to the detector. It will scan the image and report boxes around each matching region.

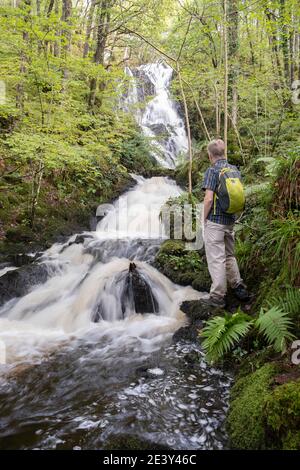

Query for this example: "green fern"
[267,288,300,318]
[264,215,300,283]
[255,306,295,353]
[200,312,253,363]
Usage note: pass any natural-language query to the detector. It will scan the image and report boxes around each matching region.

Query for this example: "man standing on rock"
[201,139,249,308]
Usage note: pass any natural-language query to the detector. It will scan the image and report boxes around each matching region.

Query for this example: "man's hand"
[203,189,214,222]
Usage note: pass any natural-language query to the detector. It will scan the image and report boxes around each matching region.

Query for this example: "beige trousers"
[204,220,242,300]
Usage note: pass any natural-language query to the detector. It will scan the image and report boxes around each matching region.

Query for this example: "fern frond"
[267,288,300,318]
[255,306,295,353]
[200,312,253,363]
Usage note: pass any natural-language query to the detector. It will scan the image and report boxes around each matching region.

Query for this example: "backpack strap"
[213,193,217,215]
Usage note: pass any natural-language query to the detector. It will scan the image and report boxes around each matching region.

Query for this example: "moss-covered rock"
[227,363,277,449]
[265,379,300,450]
[158,239,186,256]
[155,240,210,290]
[228,362,300,450]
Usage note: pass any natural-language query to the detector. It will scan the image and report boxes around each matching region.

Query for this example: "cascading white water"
[0,70,231,452]
[96,175,181,238]
[124,62,188,168]
[0,176,204,365]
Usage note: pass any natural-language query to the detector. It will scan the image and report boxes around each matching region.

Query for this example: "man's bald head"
[207,139,225,160]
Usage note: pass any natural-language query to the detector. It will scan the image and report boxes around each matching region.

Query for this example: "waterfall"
[0,78,231,451]
[0,176,204,365]
[124,62,188,168]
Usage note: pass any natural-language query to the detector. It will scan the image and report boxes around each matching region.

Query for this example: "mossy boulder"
[265,379,300,450]
[155,240,210,290]
[158,239,186,256]
[227,363,277,449]
[228,363,300,450]
[236,348,278,378]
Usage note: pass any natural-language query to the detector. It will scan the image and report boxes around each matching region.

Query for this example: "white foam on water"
[0,176,204,367]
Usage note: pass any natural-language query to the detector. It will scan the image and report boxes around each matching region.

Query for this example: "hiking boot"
[232,283,250,301]
[200,296,226,309]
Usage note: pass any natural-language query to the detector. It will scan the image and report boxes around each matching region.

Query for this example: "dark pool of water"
[0,336,231,450]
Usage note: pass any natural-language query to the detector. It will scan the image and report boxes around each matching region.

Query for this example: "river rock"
[0,264,49,306]
[173,300,221,343]
[121,262,159,315]
[92,263,159,322]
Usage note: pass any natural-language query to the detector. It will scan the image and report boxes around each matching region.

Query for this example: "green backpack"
[214,167,245,215]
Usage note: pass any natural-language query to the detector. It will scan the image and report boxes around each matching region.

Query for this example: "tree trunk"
[29,159,44,229]
[223,0,228,157]
[61,0,72,81]
[245,14,255,67]
[290,29,295,85]
[88,0,111,109]
[47,0,55,16]
[228,0,239,128]
[265,8,284,87]
[279,0,290,87]
[83,0,96,58]
[53,0,60,57]
[16,0,31,110]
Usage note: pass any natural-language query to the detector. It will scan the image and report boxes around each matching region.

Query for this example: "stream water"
[0,64,231,450]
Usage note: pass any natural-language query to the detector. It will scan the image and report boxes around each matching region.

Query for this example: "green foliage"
[158,239,186,256]
[264,213,300,284]
[255,306,295,353]
[256,156,286,178]
[227,364,277,449]
[156,248,204,277]
[228,366,300,450]
[265,380,300,450]
[160,192,201,240]
[258,147,300,180]
[155,239,210,290]
[200,311,253,363]
[174,152,208,189]
[234,238,253,273]
[200,304,295,363]
[267,288,300,319]
[117,132,156,173]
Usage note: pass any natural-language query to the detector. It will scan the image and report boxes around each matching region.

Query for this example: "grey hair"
[207,139,225,159]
